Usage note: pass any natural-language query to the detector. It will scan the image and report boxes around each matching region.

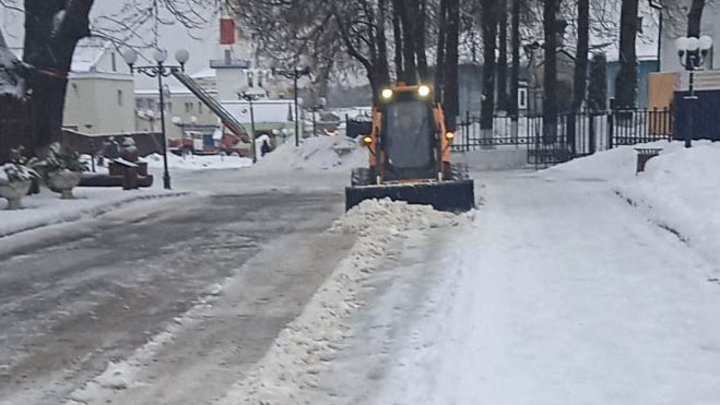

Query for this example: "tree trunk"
[392,1,404,83]
[687,0,705,38]
[615,0,639,110]
[543,0,559,143]
[573,0,589,112]
[376,0,391,87]
[480,0,497,135]
[395,0,418,84]
[510,0,521,137]
[587,53,608,113]
[415,0,429,82]
[443,0,460,129]
[497,0,509,113]
[435,0,448,103]
[23,0,94,156]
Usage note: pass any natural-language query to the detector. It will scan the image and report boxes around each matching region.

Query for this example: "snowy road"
[0,190,352,405]
[361,171,720,405]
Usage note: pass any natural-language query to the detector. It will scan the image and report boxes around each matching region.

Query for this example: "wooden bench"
[79,159,153,190]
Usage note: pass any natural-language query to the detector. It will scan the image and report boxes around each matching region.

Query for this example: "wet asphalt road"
[0,191,350,405]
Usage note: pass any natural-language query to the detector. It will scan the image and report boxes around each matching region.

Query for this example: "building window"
[198,102,203,114]
[136,99,143,109]
[117,89,123,106]
[111,52,117,72]
[258,71,264,87]
[167,102,173,113]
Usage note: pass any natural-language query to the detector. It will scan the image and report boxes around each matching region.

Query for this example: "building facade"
[660,1,720,73]
[62,41,136,135]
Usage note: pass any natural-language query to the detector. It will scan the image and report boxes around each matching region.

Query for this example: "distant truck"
[169,129,250,157]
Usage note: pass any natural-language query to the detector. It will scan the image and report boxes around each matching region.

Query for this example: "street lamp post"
[237,85,265,163]
[308,97,327,137]
[123,48,190,190]
[272,59,312,147]
[675,35,713,148]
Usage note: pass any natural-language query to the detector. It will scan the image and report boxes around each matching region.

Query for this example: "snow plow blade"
[345,180,475,213]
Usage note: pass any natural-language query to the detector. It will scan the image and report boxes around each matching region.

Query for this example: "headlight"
[418,85,431,97]
[381,88,393,100]
[445,132,455,141]
[363,136,374,146]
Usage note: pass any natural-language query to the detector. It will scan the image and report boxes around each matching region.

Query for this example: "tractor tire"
[447,163,470,181]
[351,167,373,187]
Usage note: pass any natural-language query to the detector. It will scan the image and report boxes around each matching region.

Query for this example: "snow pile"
[549,140,720,266]
[219,199,463,405]
[143,153,252,170]
[332,198,462,235]
[255,135,366,172]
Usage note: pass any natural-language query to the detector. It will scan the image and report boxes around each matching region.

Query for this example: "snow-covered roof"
[603,42,659,63]
[6,37,123,75]
[191,67,216,79]
[70,41,109,73]
[135,87,192,96]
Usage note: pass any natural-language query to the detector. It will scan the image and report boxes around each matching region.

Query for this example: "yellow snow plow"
[345,83,475,212]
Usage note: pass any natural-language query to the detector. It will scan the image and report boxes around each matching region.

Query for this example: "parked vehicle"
[169,129,249,157]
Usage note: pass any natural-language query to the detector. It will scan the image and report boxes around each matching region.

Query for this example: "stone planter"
[47,169,82,200]
[0,180,31,210]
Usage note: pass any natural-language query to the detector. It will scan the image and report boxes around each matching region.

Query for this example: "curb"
[0,191,191,240]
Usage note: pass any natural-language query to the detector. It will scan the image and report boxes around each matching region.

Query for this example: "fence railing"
[453,108,674,166]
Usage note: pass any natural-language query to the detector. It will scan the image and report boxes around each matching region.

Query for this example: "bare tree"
[393,0,418,84]
[615,0,639,110]
[415,0,430,82]
[480,0,497,140]
[573,0,589,113]
[2,0,228,156]
[497,0,509,113]
[687,0,706,37]
[543,0,559,142]
[510,0,521,137]
[435,0,448,103]
[443,0,460,128]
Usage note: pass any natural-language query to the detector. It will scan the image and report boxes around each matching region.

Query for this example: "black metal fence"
[453,108,674,166]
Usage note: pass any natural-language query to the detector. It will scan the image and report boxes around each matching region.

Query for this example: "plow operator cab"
[345,84,475,212]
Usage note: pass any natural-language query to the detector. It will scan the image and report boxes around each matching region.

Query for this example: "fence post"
[589,113,596,154]
[567,113,577,157]
[466,110,471,152]
[607,110,614,149]
[665,107,672,142]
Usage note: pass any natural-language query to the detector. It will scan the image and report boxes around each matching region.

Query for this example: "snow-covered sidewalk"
[0,188,187,238]
[373,169,720,405]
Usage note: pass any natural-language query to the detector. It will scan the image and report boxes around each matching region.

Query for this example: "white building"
[10,39,136,135]
[660,1,720,72]
[134,69,221,141]
[62,40,135,134]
